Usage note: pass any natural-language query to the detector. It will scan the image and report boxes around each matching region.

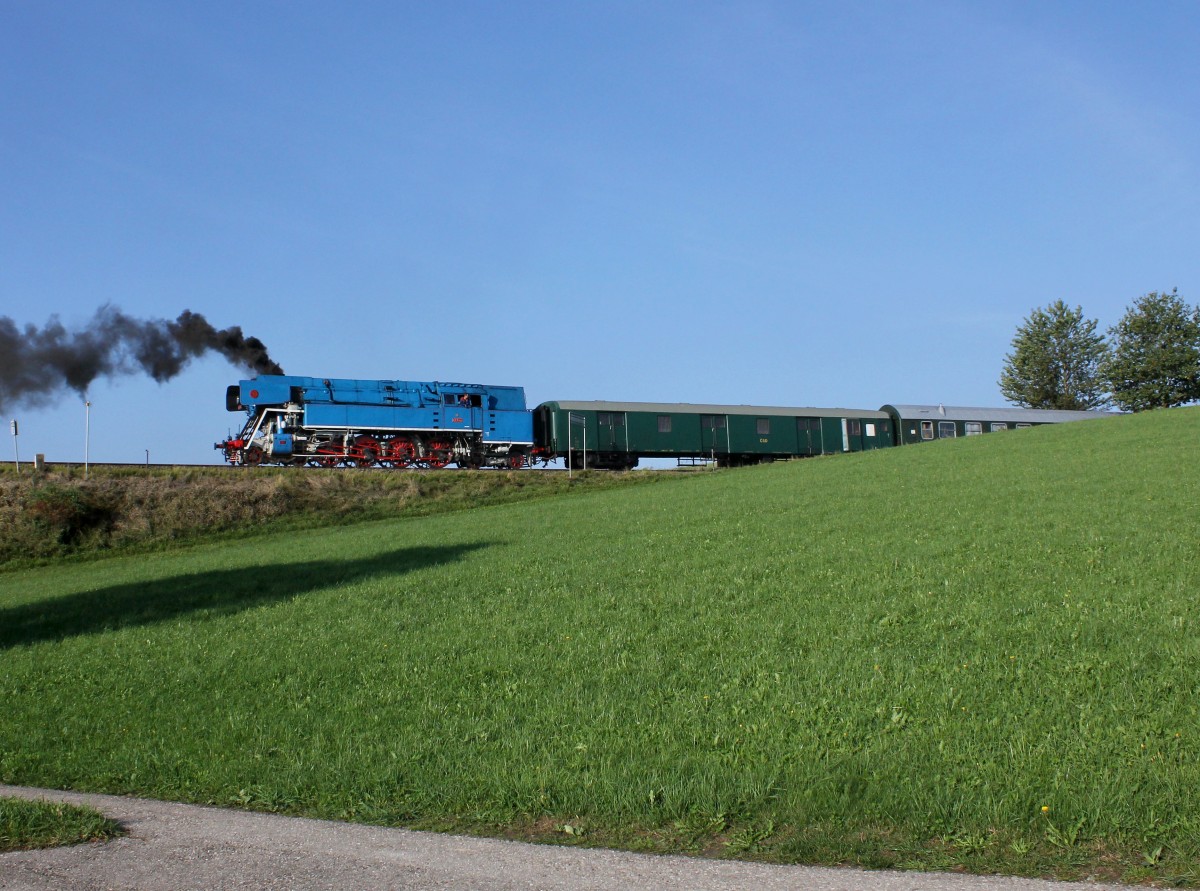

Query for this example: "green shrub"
[24,485,112,546]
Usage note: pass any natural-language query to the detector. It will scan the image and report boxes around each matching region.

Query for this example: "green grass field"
[1,408,1197,882]
[0,796,122,852]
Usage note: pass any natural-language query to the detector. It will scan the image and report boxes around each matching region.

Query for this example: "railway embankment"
[0,465,674,568]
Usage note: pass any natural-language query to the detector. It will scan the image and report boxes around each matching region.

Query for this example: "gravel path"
[0,785,1127,891]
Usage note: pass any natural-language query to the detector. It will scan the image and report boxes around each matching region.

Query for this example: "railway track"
[7,460,580,473]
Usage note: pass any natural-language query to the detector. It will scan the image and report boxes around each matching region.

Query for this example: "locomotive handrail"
[241,408,287,460]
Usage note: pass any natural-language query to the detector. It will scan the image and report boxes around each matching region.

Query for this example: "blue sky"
[2,1,1197,464]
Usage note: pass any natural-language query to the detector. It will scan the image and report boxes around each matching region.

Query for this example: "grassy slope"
[0,408,1197,882]
[0,465,668,567]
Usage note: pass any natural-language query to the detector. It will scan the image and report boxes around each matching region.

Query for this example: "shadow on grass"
[0,542,493,650]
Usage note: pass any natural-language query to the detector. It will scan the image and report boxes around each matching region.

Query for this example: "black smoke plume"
[0,305,283,412]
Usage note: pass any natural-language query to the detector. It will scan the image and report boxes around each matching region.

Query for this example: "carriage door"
[701,414,727,458]
[797,417,819,456]
[597,411,625,455]
[840,418,864,452]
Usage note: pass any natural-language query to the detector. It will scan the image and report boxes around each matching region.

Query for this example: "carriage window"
[990,423,1008,432]
[865,423,876,437]
[938,421,957,438]
[598,412,624,426]
[1016,423,1032,429]
[797,418,820,432]
[965,422,983,436]
[701,416,726,429]
[756,418,770,435]
[658,415,671,433]
[920,421,934,440]
[846,419,862,436]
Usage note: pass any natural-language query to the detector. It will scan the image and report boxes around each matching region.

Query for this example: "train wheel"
[312,446,341,468]
[426,438,452,469]
[383,437,416,468]
[350,436,380,468]
[241,447,264,466]
[507,450,525,470]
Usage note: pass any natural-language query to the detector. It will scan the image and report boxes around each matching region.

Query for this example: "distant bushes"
[0,466,666,567]
[22,484,113,547]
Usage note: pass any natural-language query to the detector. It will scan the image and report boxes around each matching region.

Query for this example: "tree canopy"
[1103,289,1200,412]
[998,300,1110,410]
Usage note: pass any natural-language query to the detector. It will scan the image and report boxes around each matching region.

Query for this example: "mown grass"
[0,796,122,852]
[0,465,672,568]
[0,408,1197,883]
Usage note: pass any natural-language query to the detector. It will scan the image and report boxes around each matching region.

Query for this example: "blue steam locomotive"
[216,374,1110,469]
[216,376,533,468]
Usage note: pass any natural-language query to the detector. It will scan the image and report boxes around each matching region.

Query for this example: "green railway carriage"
[534,401,893,468]
[881,404,1111,445]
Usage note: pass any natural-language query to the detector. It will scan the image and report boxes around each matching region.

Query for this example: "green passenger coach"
[881,404,1111,445]
[534,401,893,468]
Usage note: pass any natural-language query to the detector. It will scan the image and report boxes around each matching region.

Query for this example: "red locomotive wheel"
[312,445,342,468]
[383,437,416,468]
[241,447,264,466]
[425,439,452,469]
[350,436,381,468]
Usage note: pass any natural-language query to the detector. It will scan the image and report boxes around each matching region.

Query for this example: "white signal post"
[84,399,91,480]
[10,419,18,474]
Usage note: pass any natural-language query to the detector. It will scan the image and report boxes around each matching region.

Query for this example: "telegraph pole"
[10,419,18,474]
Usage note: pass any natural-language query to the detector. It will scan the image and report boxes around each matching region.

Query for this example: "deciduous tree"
[1103,289,1200,411]
[999,300,1110,410]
